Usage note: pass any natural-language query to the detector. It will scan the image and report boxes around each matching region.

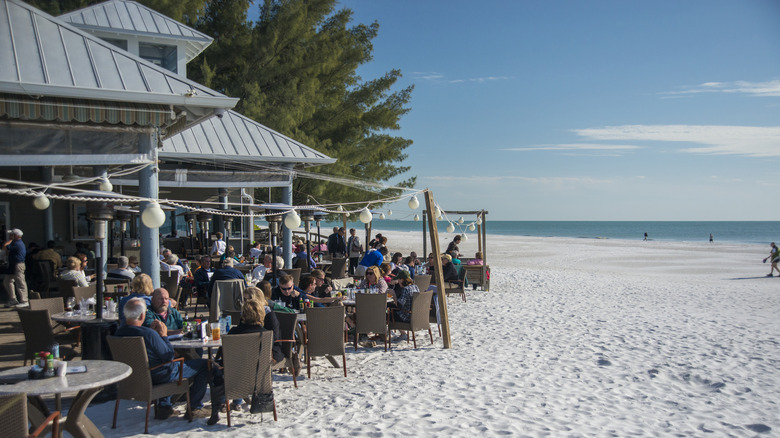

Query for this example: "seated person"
[192,256,214,301]
[270,275,341,310]
[467,251,484,265]
[128,255,142,273]
[293,246,316,270]
[354,247,388,276]
[115,298,213,420]
[446,235,462,259]
[219,245,244,265]
[297,276,343,307]
[356,265,389,296]
[60,256,90,287]
[33,240,62,269]
[262,256,287,285]
[118,274,155,323]
[389,252,404,271]
[242,286,283,364]
[207,257,245,304]
[107,255,135,280]
[441,254,460,284]
[310,269,333,298]
[143,288,183,333]
[161,254,185,276]
[380,262,393,283]
[251,254,273,283]
[248,241,263,260]
[388,270,419,323]
[402,256,416,279]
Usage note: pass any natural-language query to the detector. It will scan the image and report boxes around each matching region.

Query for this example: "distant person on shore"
[644,232,648,241]
[446,235,462,259]
[709,233,714,243]
[763,242,780,277]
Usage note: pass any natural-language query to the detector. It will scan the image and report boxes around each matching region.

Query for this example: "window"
[101,38,128,51]
[138,43,177,73]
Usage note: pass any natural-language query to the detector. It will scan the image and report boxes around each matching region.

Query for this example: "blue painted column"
[138,132,160,288]
[40,167,54,243]
[281,164,293,268]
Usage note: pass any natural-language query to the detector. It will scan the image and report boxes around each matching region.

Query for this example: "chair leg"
[186,390,192,423]
[112,399,120,428]
[144,402,151,434]
[307,350,312,379]
[354,331,358,351]
[412,331,417,349]
[226,401,231,427]
[428,327,434,344]
[273,401,278,421]
[342,353,347,377]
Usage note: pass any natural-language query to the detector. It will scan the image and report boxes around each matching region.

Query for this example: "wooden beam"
[481,210,487,265]
[424,189,451,348]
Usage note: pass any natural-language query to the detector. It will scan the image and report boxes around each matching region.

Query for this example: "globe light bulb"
[33,194,50,210]
[284,210,301,229]
[413,214,420,222]
[476,217,482,225]
[446,223,455,233]
[408,196,419,210]
[379,213,386,220]
[458,216,464,224]
[434,206,441,218]
[141,201,166,228]
[359,207,373,224]
[337,205,344,212]
[462,234,468,241]
[99,177,113,192]
[387,210,392,216]
[468,223,476,231]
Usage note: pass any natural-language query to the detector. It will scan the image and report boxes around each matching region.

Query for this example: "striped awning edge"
[0,93,174,127]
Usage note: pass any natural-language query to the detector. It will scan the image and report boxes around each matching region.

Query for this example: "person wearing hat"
[388,270,419,323]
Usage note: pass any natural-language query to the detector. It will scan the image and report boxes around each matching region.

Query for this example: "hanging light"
[99,177,113,192]
[476,217,482,225]
[446,222,455,233]
[413,214,420,222]
[359,207,373,224]
[468,223,476,232]
[462,234,468,241]
[345,212,350,218]
[458,216,464,224]
[141,201,166,228]
[408,196,419,210]
[387,210,392,216]
[337,205,344,212]
[379,213,386,220]
[284,210,301,229]
[434,206,441,218]
[33,193,50,210]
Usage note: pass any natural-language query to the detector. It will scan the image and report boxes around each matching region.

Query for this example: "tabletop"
[0,360,131,396]
[169,338,222,349]
[52,311,119,323]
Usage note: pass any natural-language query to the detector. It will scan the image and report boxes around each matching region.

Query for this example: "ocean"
[309,220,780,245]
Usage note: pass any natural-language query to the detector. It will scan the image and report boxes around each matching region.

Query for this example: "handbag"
[249,336,274,414]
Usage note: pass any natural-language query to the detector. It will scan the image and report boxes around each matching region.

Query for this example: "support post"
[94,166,108,280]
[40,167,54,243]
[481,210,487,265]
[422,214,427,260]
[424,189,451,348]
[138,133,160,288]
[281,166,293,268]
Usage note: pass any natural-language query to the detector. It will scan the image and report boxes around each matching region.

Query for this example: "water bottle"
[44,354,55,377]
[224,315,231,334]
[50,343,59,360]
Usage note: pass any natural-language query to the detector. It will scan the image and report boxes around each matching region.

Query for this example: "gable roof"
[59,0,212,61]
[0,0,236,115]
[162,110,336,167]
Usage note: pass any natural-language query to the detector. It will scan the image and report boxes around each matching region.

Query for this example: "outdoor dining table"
[0,360,131,438]
[52,311,119,323]
[169,337,222,360]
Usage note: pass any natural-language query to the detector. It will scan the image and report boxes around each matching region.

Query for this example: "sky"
[324,0,780,221]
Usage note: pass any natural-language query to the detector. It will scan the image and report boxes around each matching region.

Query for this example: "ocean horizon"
[301,220,780,245]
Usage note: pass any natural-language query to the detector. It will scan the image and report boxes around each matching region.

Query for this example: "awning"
[0,93,174,127]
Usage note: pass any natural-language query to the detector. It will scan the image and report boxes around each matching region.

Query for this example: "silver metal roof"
[162,110,336,166]
[0,0,236,113]
[59,0,213,62]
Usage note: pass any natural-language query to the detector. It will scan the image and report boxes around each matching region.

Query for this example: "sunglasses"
[281,286,294,291]
[365,272,374,276]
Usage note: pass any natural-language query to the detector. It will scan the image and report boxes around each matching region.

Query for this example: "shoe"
[229,401,243,412]
[206,412,220,426]
[4,301,19,308]
[155,405,175,420]
[190,407,210,419]
[767,274,774,277]
[13,302,29,308]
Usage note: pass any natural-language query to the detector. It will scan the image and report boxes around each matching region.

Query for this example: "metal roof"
[162,110,336,166]
[59,0,213,62]
[0,0,236,112]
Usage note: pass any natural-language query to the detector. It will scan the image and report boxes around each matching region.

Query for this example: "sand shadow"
[728,276,779,280]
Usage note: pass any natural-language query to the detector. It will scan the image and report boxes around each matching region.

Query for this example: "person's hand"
[326,286,333,294]
[151,320,168,338]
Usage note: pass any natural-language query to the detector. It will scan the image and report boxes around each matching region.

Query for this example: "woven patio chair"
[36,260,57,298]
[329,258,348,279]
[0,393,60,437]
[272,311,300,388]
[303,306,347,379]
[388,290,434,349]
[17,309,77,365]
[72,284,96,303]
[210,279,245,323]
[286,268,302,286]
[160,271,182,307]
[107,336,192,434]
[354,293,389,352]
[56,279,78,303]
[413,274,431,292]
[221,331,277,425]
[28,297,81,347]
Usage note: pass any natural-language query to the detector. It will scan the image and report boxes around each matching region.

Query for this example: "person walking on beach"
[643,232,648,241]
[709,233,714,243]
[763,242,780,277]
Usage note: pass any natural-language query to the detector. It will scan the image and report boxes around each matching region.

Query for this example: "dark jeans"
[160,359,209,409]
[349,257,359,275]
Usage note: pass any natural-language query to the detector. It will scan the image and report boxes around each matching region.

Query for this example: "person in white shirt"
[251,254,273,283]
[60,256,90,287]
[249,242,263,259]
[211,232,226,257]
[161,254,184,277]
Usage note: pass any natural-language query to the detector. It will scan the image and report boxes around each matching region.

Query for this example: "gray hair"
[10,228,22,237]
[275,256,284,270]
[166,254,179,264]
[117,256,129,269]
[123,297,147,321]
[224,257,234,267]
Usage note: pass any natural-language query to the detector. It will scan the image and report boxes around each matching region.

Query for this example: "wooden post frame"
[424,189,452,348]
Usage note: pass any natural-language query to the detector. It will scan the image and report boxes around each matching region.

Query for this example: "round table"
[51,311,119,323]
[0,360,131,438]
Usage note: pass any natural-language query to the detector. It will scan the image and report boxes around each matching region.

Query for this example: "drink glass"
[210,323,221,341]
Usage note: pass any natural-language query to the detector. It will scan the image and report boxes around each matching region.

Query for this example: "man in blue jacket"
[3,228,28,308]
[354,246,388,276]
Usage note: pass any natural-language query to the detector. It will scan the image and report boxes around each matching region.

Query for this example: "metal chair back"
[304,306,347,378]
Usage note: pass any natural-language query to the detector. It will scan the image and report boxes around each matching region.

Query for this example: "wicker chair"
[72,284,96,303]
[272,311,300,388]
[221,331,277,425]
[303,306,347,379]
[28,297,81,347]
[413,274,431,292]
[0,393,60,437]
[160,271,182,307]
[17,309,77,365]
[36,260,57,298]
[462,265,490,291]
[354,293,389,352]
[209,279,245,323]
[286,268,302,286]
[388,290,434,349]
[107,336,192,434]
[329,258,348,279]
[56,279,78,304]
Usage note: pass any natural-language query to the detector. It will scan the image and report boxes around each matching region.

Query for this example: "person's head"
[454,235,462,243]
[378,247,389,256]
[258,281,272,301]
[263,254,273,267]
[332,227,339,234]
[216,232,223,240]
[65,256,81,271]
[240,299,266,326]
[440,254,452,265]
[253,241,261,249]
[299,276,316,293]
[76,253,88,270]
[375,233,382,240]
[279,275,295,296]
[338,227,345,236]
[200,255,211,269]
[392,252,403,264]
[226,245,235,255]
[772,242,776,248]
[396,269,413,287]
[349,228,356,236]
[128,255,139,269]
[117,256,129,269]
[123,298,147,325]
[224,257,234,267]
[380,263,392,277]
[151,288,170,313]
[166,254,179,265]
[381,236,388,245]
[161,248,172,258]
[10,228,22,240]
[274,256,284,270]
[404,256,414,265]
[364,266,381,284]
[311,269,325,286]
[427,253,434,262]
[475,251,483,260]
[131,273,154,296]
[243,286,267,306]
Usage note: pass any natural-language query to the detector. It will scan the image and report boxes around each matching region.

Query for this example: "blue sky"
[325,0,780,221]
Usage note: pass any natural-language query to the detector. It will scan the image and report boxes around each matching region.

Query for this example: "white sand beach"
[89,232,779,437]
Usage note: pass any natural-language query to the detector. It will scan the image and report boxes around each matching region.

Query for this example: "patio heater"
[299,209,316,273]
[115,208,133,257]
[87,201,114,320]
[313,210,326,254]
[184,211,198,257]
[197,211,213,255]
[263,205,286,286]
[223,214,234,252]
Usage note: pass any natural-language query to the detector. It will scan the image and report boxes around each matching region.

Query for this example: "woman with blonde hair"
[241,286,283,365]
[60,256,89,287]
[357,265,388,295]
[118,273,155,322]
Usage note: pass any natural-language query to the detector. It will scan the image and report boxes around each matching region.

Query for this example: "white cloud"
[503,143,641,152]
[411,71,514,84]
[574,124,780,157]
[663,80,780,97]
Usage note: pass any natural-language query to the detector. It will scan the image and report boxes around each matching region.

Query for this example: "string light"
[408,196,419,210]
[284,210,301,229]
[359,207,373,224]
[141,201,166,228]
[33,193,50,210]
